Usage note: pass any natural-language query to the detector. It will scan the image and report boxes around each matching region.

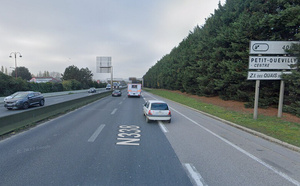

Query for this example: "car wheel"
[168,119,171,123]
[23,102,29,109]
[7,108,12,110]
[39,99,45,106]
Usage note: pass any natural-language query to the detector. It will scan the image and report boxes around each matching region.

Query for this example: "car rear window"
[151,103,169,110]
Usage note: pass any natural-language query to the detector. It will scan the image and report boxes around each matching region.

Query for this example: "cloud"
[0,0,225,80]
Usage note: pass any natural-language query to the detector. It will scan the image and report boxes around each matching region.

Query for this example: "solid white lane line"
[111,108,117,115]
[184,163,205,186]
[171,107,300,186]
[158,121,168,133]
[143,92,157,100]
[88,124,105,142]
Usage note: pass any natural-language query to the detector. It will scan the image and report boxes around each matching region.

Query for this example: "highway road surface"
[0,90,299,186]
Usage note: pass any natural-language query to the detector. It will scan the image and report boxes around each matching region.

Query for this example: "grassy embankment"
[145,88,300,148]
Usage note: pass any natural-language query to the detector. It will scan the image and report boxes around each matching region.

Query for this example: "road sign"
[248,56,297,69]
[96,56,112,73]
[249,41,300,54]
[247,71,292,80]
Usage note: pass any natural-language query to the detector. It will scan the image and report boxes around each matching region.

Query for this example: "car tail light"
[148,110,152,115]
[168,110,171,115]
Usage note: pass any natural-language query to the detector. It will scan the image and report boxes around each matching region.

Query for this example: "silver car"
[143,100,171,123]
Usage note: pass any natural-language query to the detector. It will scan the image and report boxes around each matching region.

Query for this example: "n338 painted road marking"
[116,125,141,146]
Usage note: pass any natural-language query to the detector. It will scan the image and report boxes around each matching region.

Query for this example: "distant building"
[29,77,61,83]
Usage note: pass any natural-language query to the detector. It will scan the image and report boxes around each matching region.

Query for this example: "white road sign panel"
[249,56,298,69]
[247,71,292,80]
[250,41,300,54]
[96,56,112,73]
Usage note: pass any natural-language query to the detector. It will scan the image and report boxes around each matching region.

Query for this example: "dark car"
[4,91,45,110]
[88,87,96,93]
[112,90,122,97]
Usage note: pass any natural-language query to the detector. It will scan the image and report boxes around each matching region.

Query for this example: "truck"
[127,83,141,97]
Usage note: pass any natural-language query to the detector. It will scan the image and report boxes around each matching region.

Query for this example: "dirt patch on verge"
[170,90,300,123]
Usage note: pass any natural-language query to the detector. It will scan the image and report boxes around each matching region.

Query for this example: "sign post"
[248,41,299,119]
[278,79,285,117]
[253,76,260,120]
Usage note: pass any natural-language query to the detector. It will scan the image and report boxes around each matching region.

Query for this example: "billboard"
[96,57,111,73]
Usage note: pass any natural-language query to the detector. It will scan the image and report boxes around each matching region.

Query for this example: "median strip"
[0,91,111,136]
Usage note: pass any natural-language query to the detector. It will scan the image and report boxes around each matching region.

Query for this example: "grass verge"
[145,88,300,148]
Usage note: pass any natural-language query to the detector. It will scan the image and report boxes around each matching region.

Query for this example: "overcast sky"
[0,0,225,81]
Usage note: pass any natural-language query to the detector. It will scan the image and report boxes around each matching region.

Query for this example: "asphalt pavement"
[0,90,299,186]
[0,90,192,185]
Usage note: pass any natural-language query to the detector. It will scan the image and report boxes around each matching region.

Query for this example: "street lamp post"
[9,52,22,78]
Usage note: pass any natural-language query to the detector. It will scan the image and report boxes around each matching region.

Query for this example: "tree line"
[1,65,63,80]
[0,65,106,96]
[143,0,300,116]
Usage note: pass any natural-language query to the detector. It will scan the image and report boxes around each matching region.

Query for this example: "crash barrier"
[0,88,107,104]
[0,91,111,136]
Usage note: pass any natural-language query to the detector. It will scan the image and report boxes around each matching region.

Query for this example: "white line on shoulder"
[158,121,168,133]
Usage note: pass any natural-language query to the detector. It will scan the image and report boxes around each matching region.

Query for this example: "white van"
[127,83,141,97]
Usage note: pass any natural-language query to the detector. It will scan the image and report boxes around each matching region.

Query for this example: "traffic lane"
[0,90,109,117]
[93,95,192,185]
[142,91,300,186]
[164,110,298,186]
[0,95,117,185]
[164,97,300,184]
[0,93,192,185]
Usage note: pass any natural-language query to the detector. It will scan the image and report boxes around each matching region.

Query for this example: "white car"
[143,100,171,123]
[106,84,111,90]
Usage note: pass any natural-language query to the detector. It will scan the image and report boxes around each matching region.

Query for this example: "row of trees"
[1,66,62,80]
[143,0,300,116]
[0,65,106,96]
[1,66,32,80]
